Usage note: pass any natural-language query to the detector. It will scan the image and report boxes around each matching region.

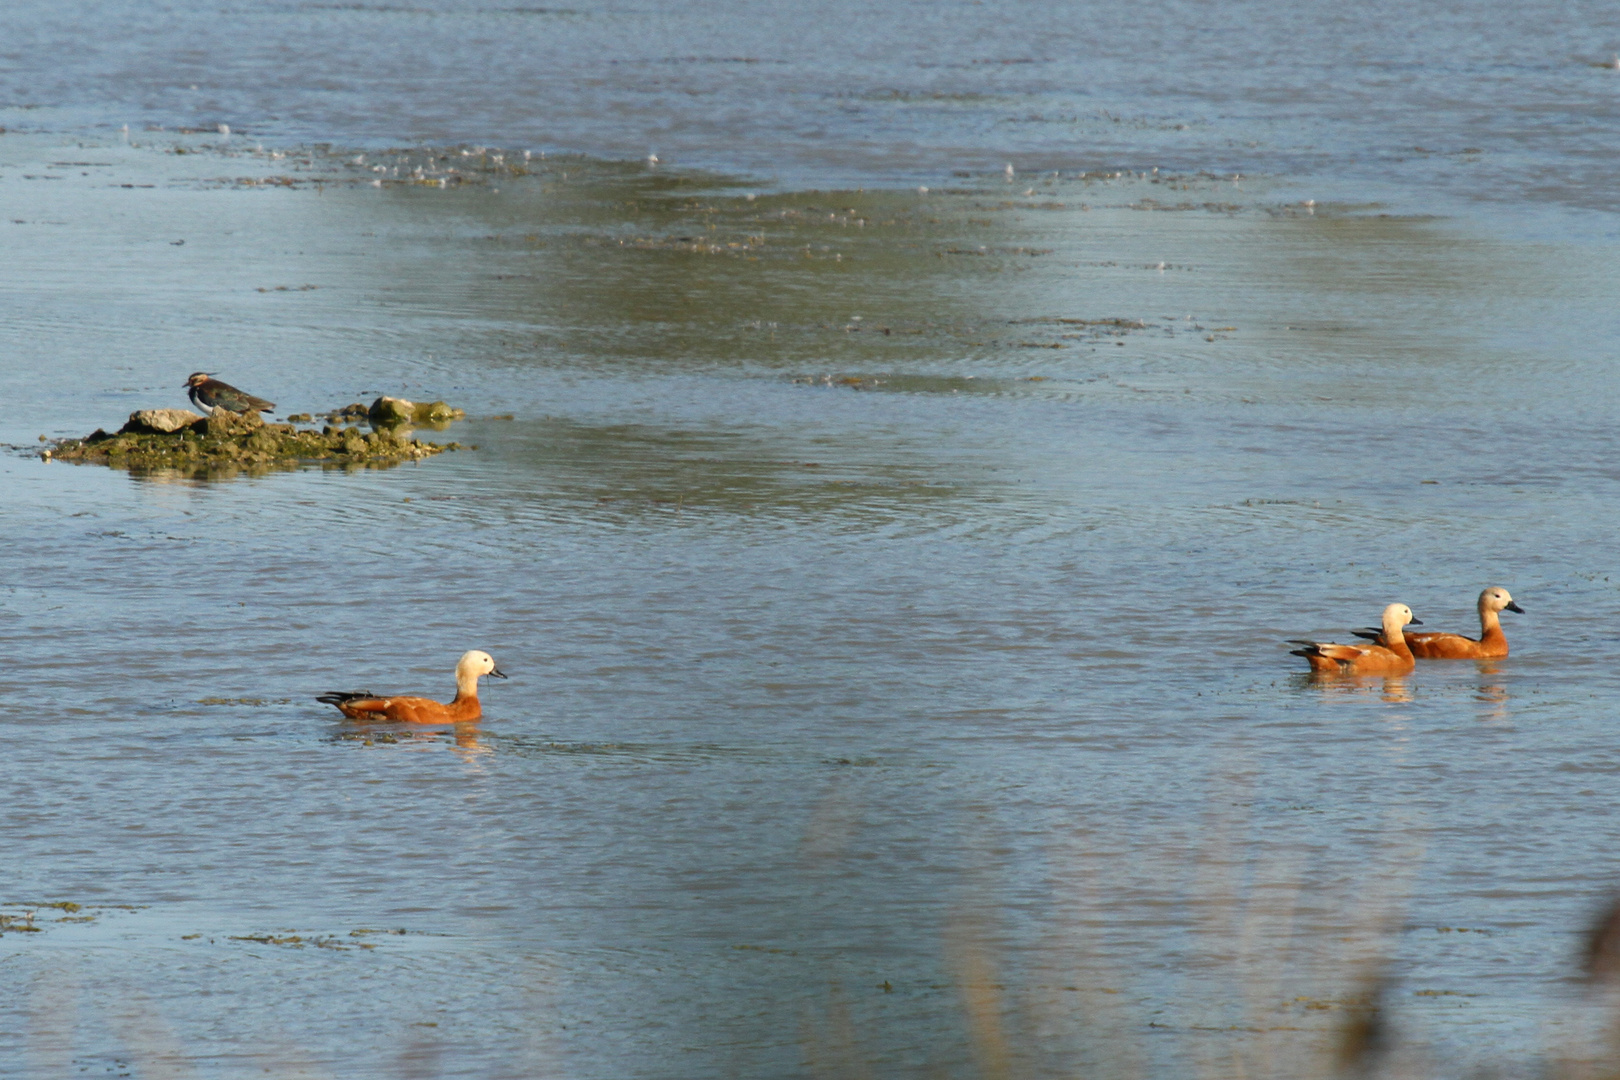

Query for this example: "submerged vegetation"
[1,901,141,937]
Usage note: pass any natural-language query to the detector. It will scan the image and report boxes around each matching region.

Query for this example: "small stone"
[203,408,264,438]
[369,395,417,427]
[414,400,465,424]
[122,408,204,434]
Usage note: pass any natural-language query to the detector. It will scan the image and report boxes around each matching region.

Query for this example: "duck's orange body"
[324,692,484,724]
[318,650,506,723]
[1291,603,1420,676]
[1406,628,1508,660]
[1356,587,1522,659]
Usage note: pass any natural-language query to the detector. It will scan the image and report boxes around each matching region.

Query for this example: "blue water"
[6,0,1620,213]
[2,3,1620,1078]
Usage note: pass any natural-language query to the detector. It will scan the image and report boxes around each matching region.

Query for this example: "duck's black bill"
[1507,601,1525,614]
[1409,618,1423,625]
[490,668,509,679]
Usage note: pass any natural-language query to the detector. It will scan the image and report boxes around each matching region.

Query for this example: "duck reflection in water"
[1380,677,1414,704]
[1295,673,1415,703]
[450,722,492,763]
[1472,659,1512,721]
[336,722,494,764]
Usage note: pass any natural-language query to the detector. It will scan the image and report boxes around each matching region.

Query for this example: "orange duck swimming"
[317,650,507,723]
[1291,603,1421,676]
[1352,586,1522,659]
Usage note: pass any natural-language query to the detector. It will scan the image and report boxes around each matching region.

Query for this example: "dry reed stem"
[948,913,1014,1080]
[25,959,79,1077]
[1031,823,1151,1080]
[802,981,878,1080]
[925,771,1432,1080]
[104,988,200,1080]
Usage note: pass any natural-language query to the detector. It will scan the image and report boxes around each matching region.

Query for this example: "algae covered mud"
[6,3,1620,1077]
[49,401,463,477]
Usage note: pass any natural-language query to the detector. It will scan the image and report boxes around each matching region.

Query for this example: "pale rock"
[369,395,417,426]
[122,408,203,434]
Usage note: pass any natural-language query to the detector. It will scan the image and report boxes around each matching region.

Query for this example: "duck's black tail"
[317,690,378,706]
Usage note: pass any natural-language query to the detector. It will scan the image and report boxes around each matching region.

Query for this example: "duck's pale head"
[1381,603,1420,632]
[458,650,508,682]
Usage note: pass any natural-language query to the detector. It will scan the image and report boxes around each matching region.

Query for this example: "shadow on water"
[325,722,782,769]
[347,151,1213,381]
[470,415,999,524]
[382,161,1057,373]
[110,456,432,483]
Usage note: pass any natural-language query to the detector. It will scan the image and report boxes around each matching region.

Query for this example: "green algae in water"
[0,901,143,936]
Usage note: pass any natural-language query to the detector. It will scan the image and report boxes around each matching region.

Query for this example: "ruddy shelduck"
[1353,586,1523,659]
[1291,603,1421,676]
[317,650,507,723]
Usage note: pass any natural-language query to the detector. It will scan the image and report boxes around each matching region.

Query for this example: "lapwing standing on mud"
[185,372,276,414]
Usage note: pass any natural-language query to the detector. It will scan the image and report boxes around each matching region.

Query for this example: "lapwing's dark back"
[185,373,275,414]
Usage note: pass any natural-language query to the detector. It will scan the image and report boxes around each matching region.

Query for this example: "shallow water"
[3,5,1620,1078]
[8,0,1620,217]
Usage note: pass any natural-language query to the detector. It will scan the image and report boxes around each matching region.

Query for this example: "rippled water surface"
[8,0,1620,212]
[3,4,1620,1078]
